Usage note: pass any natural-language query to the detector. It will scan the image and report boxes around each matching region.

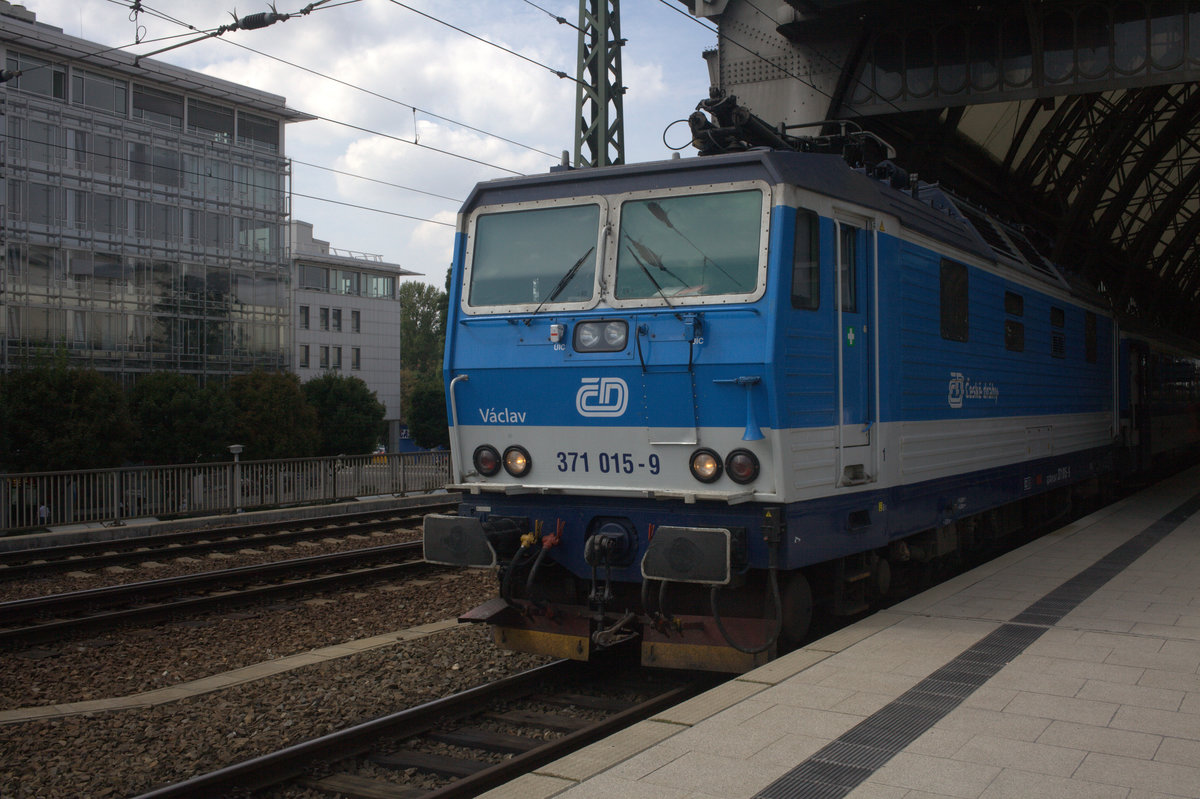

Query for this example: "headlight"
[503,445,532,477]
[725,449,760,484]
[574,320,628,352]
[689,448,722,483]
[473,445,501,477]
[603,320,628,349]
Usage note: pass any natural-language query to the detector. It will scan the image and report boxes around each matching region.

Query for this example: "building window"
[352,347,361,370]
[940,259,969,342]
[351,310,361,333]
[152,147,181,188]
[27,121,59,164]
[72,69,127,115]
[128,142,151,182]
[334,270,360,295]
[364,274,395,298]
[319,307,330,331]
[94,134,120,176]
[319,345,329,369]
[299,344,309,368]
[187,99,234,143]
[237,111,279,151]
[5,52,65,99]
[7,179,23,221]
[791,209,820,310]
[299,306,309,330]
[333,347,342,370]
[299,265,328,290]
[132,84,183,129]
[332,308,342,332]
[28,183,61,226]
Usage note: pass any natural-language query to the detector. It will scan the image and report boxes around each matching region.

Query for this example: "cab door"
[835,218,875,482]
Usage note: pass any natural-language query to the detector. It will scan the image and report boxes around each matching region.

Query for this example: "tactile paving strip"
[754,491,1200,799]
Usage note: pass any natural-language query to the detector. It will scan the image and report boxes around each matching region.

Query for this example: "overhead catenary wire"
[307,113,525,175]
[519,0,582,33]
[107,0,557,166]
[385,0,584,86]
[290,158,463,203]
[216,36,558,159]
[130,0,351,61]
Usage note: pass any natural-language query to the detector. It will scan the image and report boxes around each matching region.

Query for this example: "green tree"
[129,372,235,464]
[407,375,449,450]
[399,280,447,375]
[228,370,319,460]
[399,278,450,447]
[303,372,386,456]
[0,356,133,472]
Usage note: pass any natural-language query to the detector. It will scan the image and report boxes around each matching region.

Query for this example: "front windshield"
[615,189,763,300]
[468,203,601,307]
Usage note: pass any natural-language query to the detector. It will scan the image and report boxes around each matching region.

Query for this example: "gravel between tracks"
[0,527,545,796]
[1,624,550,798]
[0,567,500,708]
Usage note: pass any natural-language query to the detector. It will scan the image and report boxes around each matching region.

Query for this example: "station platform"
[485,465,1200,799]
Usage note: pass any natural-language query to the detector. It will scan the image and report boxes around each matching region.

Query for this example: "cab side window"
[791,209,819,310]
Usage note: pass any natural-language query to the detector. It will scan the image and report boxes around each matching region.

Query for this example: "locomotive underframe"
[426,445,1116,672]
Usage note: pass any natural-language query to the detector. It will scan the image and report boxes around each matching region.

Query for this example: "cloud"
[23,0,716,287]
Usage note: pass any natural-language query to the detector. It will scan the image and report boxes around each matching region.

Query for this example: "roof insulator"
[238,11,288,30]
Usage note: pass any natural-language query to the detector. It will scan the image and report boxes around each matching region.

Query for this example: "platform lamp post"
[228,444,243,514]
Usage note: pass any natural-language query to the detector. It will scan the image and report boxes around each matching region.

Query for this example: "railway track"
[132,658,718,799]
[0,500,455,580]
[0,541,440,649]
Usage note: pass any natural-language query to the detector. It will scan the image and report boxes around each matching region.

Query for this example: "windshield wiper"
[623,241,675,308]
[628,238,690,287]
[646,201,739,286]
[528,245,595,318]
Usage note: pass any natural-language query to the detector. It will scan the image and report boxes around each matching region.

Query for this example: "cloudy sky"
[22,0,716,287]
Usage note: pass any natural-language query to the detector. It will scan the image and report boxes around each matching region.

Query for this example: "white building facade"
[290,221,417,452]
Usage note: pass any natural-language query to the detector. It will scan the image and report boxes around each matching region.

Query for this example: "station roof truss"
[696,0,1200,336]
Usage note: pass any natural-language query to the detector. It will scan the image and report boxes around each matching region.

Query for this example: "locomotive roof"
[463,150,1071,293]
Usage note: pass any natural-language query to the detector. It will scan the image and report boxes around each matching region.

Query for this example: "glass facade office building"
[1,3,311,384]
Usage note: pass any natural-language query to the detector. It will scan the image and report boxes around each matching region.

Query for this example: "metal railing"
[2,451,452,534]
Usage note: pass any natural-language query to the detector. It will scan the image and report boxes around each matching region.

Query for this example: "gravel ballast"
[0,562,553,798]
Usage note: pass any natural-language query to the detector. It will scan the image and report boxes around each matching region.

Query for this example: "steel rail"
[130,661,713,799]
[0,542,430,648]
[0,498,454,568]
[0,506,450,580]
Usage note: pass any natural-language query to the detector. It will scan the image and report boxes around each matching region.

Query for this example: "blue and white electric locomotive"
[424,147,1185,672]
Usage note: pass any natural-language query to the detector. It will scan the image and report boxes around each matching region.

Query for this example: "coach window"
[792,209,820,309]
[1085,311,1097,363]
[940,259,968,341]
[1004,290,1023,351]
[1051,306,1066,358]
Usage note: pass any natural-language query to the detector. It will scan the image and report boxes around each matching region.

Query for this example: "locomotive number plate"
[555,450,661,475]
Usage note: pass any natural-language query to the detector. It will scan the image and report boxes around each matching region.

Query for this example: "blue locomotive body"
[424,150,1199,671]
